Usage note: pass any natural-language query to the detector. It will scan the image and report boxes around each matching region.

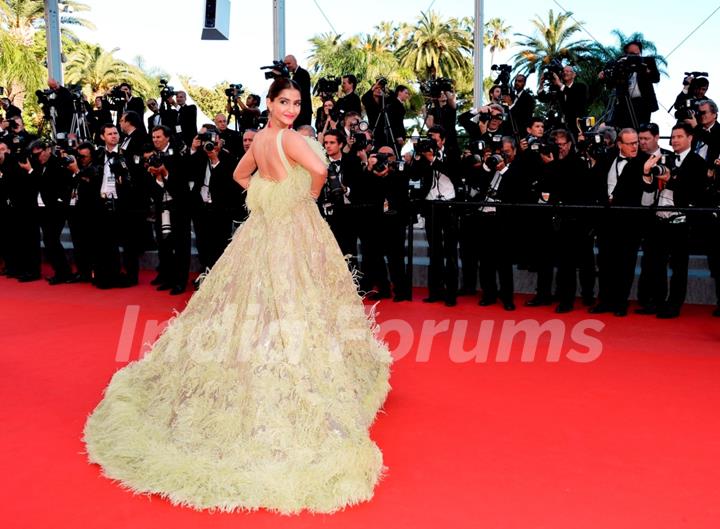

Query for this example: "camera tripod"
[37,106,58,141]
[601,85,640,130]
[371,88,400,158]
[69,97,90,141]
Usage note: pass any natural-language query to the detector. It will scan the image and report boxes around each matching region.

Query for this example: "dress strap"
[276,129,292,174]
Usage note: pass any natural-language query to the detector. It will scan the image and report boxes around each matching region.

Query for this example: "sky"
[71,0,719,134]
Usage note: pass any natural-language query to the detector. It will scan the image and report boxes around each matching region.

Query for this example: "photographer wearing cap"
[335,75,362,116]
[147,125,191,295]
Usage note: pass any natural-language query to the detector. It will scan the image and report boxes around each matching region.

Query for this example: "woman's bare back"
[251,128,294,183]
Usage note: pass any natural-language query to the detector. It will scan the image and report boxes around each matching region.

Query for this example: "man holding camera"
[188,125,238,279]
[549,66,588,133]
[673,74,710,120]
[412,137,460,306]
[320,130,362,273]
[64,142,96,283]
[336,75,362,116]
[115,83,145,125]
[1,97,21,120]
[227,93,261,132]
[426,88,458,151]
[362,146,412,301]
[640,122,707,318]
[213,113,242,159]
[17,139,74,284]
[284,55,312,127]
[147,125,191,295]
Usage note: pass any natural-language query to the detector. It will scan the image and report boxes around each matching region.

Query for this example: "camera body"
[148,151,169,168]
[225,83,244,99]
[541,59,564,88]
[157,79,176,102]
[603,54,648,86]
[490,64,512,94]
[314,77,341,97]
[675,98,702,121]
[198,131,220,152]
[420,77,454,99]
[261,60,290,80]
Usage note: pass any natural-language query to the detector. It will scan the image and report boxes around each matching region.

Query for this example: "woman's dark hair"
[267,78,301,101]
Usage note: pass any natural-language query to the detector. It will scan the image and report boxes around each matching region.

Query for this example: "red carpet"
[2,272,720,528]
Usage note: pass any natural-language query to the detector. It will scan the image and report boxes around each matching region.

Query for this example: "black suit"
[177,104,198,147]
[644,151,707,312]
[508,90,535,133]
[3,103,22,120]
[336,92,361,116]
[36,156,74,279]
[612,56,660,128]
[593,152,655,310]
[188,149,239,270]
[558,82,588,133]
[292,66,313,127]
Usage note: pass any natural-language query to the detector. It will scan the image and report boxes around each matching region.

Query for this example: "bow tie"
[618,156,629,162]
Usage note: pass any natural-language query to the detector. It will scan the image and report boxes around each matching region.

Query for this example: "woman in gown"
[83,78,392,514]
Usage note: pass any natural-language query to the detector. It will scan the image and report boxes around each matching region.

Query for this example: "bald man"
[284,54,312,127]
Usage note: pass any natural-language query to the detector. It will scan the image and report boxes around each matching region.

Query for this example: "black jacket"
[292,66,313,127]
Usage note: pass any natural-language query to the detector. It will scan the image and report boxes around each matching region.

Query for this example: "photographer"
[146,98,164,131]
[425,88,458,151]
[88,96,113,143]
[0,141,20,276]
[213,112,242,159]
[227,93,261,132]
[284,55,313,127]
[44,78,75,135]
[673,74,709,119]
[684,99,720,165]
[64,142,95,282]
[336,75,362,116]
[458,103,508,143]
[147,125,191,295]
[1,97,22,120]
[362,146,412,301]
[18,139,74,284]
[545,65,588,133]
[412,137,460,306]
[320,129,362,273]
[87,124,138,288]
[315,98,337,140]
[601,41,660,129]
[1,116,37,151]
[526,130,594,312]
[188,125,239,279]
[115,83,145,125]
[174,91,198,148]
[472,137,520,310]
[640,122,707,318]
[507,74,536,136]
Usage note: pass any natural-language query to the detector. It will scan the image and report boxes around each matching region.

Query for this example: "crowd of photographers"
[1,45,719,318]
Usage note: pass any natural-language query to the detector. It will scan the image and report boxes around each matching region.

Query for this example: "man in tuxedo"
[187,126,239,282]
[175,91,198,148]
[64,142,95,282]
[335,75,362,116]
[146,99,163,131]
[413,138,460,307]
[590,128,654,316]
[320,130,363,273]
[506,74,535,137]
[640,122,707,318]
[1,97,22,120]
[214,113,242,158]
[687,99,720,165]
[19,139,74,284]
[387,85,410,149]
[284,55,312,127]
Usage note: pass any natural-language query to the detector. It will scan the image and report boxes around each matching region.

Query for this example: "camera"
[419,77,455,99]
[602,55,648,86]
[348,120,369,151]
[148,151,169,168]
[541,58,564,87]
[490,64,512,93]
[198,131,219,152]
[314,77,341,97]
[261,60,290,80]
[649,164,668,178]
[67,83,84,100]
[224,83,244,99]
[158,79,176,101]
[675,98,701,121]
[484,153,504,172]
[160,208,172,238]
[107,152,129,177]
[373,153,397,173]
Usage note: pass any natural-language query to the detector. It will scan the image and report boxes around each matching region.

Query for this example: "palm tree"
[484,17,511,67]
[512,9,592,78]
[396,11,473,81]
[0,0,94,44]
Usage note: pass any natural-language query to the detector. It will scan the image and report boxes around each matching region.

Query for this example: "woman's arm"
[282,130,327,198]
[233,143,257,189]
